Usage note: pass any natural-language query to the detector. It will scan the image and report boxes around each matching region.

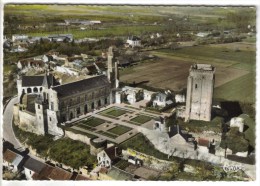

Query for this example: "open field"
[120,43,255,103]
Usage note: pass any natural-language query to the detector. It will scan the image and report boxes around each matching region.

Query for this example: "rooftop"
[52,75,110,97]
[23,158,46,174]
[3,149,23,166]
[48,167,73,180]
[191,64,214,71]
[21,74,59,87]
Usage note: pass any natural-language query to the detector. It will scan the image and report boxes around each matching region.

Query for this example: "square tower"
[185,64,215,122]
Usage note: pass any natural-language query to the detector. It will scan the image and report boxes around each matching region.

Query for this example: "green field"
[130,115,153,125]
[81,117,105,127]
[178,117,223,133]
[158,45,255,71]
[100,107,130,118]
[214,73,255,103]
[108,125,132,136]
[96,130,118,139]
[25,25,165,39]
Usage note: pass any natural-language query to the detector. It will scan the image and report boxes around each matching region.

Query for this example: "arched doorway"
[104,98,108,105]
[98,100,101,107]
[91,102,95,109]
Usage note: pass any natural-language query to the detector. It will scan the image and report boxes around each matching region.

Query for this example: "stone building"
[14,46,118,136]
[185,64,215,122]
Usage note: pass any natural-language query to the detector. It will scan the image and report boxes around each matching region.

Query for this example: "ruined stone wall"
[18,110,38,133]
[64,130,91,145]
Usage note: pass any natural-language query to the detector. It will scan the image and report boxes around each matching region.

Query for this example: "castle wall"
[18,110,38,133]
[64,130,91,145]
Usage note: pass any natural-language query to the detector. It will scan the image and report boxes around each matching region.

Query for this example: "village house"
[12,34,29,42]
[126,36,141,48]
[153,92,173,107]
[23,157,46,180]
[168,125,195,151]
[3,149,25,173]
[17,59,45,70]
[97,146,121,168]
[48,34,73,42]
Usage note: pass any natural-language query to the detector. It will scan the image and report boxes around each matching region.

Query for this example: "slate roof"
[52,75,110,97]
[23,158,46,174]
[104,146,121,161]
[21,74,59,87]
[168,125,189,141]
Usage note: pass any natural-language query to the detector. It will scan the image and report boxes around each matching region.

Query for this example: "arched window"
[33,87,38,93]
[91,102,95,109]
[40,87,43,92]
[84,104,88,113]
[195,84,198,89]
[98,100,101,107]
[27,88,32,93]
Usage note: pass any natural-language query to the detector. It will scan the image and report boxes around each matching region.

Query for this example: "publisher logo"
[223,165,244,172]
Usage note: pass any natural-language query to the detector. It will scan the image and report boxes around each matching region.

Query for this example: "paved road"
[2,97,24,150]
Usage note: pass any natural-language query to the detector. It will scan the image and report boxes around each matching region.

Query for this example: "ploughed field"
[120,42,255,103]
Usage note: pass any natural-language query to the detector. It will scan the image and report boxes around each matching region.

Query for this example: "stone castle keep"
[185,64,215,122]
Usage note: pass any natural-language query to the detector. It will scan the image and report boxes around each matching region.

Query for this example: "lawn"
[96,131,118,139]
[80,117,105,127]
[130,115,154,125]
[177,116,223,133]
[214,73,255,103]
[108,125,132,136]
[99,107,130,118]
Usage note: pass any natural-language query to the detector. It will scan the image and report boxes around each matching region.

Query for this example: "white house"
[97,146,119,168]
[12,34,29,42]
[230,117,244,132]
[3,149,24,173]
[23,158,46,180]
[175,94,185,103]
[143,90,156,101]
[153,93,173,107]
[126,36,141,47]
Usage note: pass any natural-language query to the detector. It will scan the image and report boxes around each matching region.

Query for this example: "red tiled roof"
[198,138,210,147]
[75,174,92,180]
[48,167,73,180]
[3,149,17,163]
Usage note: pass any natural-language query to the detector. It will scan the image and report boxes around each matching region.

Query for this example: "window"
[38,105,40,109]
[77,107,80,114]
[85,95,87,101]
[39,116,41,119]
[49,117,52,121]
[51,102,54,111]
[69,99,73,106]
[195,84,198,89]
